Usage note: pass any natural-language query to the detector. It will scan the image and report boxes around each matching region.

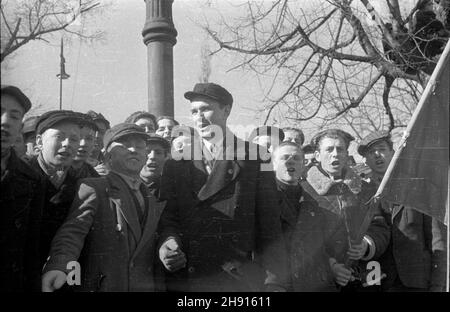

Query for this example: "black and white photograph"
[1,0,449,305]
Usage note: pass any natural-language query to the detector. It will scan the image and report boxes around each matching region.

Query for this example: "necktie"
[203,143,216,174]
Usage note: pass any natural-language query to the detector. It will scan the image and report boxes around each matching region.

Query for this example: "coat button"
[228,169,233,175]
[130,262,134,268]
[188,266,195,273]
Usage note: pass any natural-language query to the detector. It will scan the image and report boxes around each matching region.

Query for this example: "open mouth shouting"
[146,162,158,170]
[331,160,340,167]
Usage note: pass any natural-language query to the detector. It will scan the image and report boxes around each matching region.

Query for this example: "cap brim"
[114,131,150,142]
[147,137,171,149]
[184,91,219,103]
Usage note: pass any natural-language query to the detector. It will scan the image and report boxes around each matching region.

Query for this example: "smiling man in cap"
[1,85,45,292]
[157,82,288,292]
[42,123,166,292]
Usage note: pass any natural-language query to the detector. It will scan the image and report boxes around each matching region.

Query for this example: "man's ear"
[36,134,43,148]
[314,150,320,162]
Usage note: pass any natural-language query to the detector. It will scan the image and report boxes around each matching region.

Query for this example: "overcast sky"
[2,0,268,133]
[2,0,412,160]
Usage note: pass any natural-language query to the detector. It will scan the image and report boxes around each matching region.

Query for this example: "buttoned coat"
[1,149,45,292]
[158,135,286,292]
[44,172,166,292]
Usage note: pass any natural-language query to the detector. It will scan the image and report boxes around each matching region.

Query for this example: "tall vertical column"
[142,0,177,117]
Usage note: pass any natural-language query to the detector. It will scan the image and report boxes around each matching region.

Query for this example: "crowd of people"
[1,82,447,292]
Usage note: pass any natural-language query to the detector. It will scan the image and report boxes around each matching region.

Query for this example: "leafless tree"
[1,0,106,63]
[199,33,212,83]
[203,0,449,133]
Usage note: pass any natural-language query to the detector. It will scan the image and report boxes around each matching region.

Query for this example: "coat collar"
[306,165,362,196]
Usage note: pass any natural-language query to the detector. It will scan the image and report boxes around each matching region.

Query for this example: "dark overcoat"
[44,172,166,291]
[0,149,45,291]
[158,136,286,292]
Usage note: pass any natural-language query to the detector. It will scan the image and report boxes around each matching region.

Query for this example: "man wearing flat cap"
[1,85,45,291]
[140,133,171,196]
[42,123,166,292]
[302,129,390,291]
[157,82,287,291]
[21,115,40,160]
[25,110,97,266]
[85,110,110,174]
[71,113,101,180]
[358,131,447,292]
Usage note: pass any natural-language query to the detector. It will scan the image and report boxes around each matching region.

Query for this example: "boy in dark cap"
[22,115,40,159]
[303,129,390,291]
[86,110,110,174]
[42,123,165,292]
[157,82,287,292]
[71,112,100,179]
[140,133,171,195]
[125,111,157,134]
[26,110,94,266]
[358,130,447,292]
[1,85,45,291]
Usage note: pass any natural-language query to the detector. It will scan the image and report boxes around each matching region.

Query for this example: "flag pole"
[373,40,450,200]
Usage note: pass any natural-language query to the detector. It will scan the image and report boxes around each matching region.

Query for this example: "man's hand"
[159,238,187,272]
[347,239,368,260]
[94,163,109,176]
[329,259,354,287]
[42,270,67,292]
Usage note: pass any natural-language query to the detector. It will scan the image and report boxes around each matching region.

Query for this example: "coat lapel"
[197,135,242,201]
[197,160,240,201]
[107,173,142,242]
[133,190,166,259]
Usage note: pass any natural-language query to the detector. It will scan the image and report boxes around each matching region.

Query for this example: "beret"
[86,110,110,129]
[248,125,285,143]
[146,133,171,150]
[103,123,150,150]
[22,116,40,135]
[1,85,32,113]
[310,129,355,150]
[184,83,233,107]
[357,130,391,156]
[36,110,97,135]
